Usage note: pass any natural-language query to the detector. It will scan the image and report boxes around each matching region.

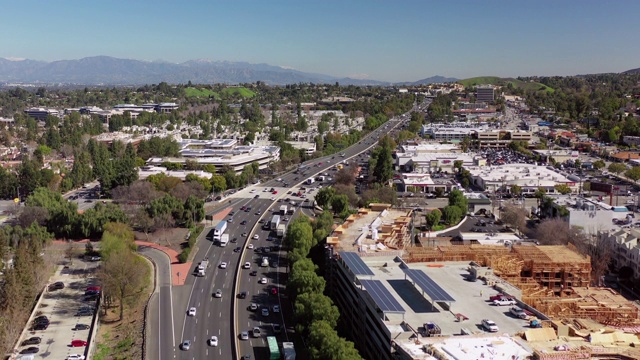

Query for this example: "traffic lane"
[138,246,174,360]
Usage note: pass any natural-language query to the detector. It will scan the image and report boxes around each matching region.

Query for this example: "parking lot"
[12,258,100,360]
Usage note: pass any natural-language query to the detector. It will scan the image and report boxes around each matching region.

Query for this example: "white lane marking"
[158,277,162,360]
[169,277,176,348]
[208,312,210,318]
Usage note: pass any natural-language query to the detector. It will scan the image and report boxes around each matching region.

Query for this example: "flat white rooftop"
[467,164,572,186]
[426,334,532,360]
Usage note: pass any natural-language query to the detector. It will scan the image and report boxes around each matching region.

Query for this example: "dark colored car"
[21,337,42,346]
[238,291,248,299]
[20,346,39,354]
[32,323,48,331]
[73,324,90,330]
[250,270,257,276]
[76,309,94,317]
[48,281,65,291]
[241,220,247,225]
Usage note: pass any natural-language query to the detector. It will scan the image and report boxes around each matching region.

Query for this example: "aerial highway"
[155,100,427,360]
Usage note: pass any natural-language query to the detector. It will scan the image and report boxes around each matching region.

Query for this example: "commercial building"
[533,149,579,163]
[466,164,578,194]
[138,166,213,180]
[395,152,482,174]
[541,195,630,235]
[395,173,459,194]
[602,228,640,280]
[285,141,316,156]
[147,138,280,175]
[475,85,495,103]
[24,107,60,121]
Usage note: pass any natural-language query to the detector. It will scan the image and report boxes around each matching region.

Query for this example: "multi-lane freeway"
[150,100,425,360]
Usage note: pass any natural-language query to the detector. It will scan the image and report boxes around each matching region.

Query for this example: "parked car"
[20,346,39,354]
[48,281,65,291]
[493,298,517,306]
[481,319,499,332]
[70,340,88,347]
[21,337,42,346]
[73,324,90,330]
[67,355,86,360]
[489,293,515,302]
[510,306,527,319]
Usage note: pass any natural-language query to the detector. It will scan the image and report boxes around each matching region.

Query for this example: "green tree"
[448,189,468,214]
[425,209,442,229]
[308,320,362,360]
[592,160,606,171]
[294,292,340,334]
[330,194,349,216]
[210,175,227,193]
[315,187,336,209]
[625,166,640,183]
[608,162,627,176]
[441,205,463,225]
[510,184,522,197]
[554,184,572,194]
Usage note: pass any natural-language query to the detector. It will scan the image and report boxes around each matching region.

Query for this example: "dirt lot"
[133,227,189,254]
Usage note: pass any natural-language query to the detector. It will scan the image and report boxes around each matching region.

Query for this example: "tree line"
[284,215,362,359]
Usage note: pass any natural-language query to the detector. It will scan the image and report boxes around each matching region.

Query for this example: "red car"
[272,191,278,195]
[270,287,278,295]
[70,340,88,347]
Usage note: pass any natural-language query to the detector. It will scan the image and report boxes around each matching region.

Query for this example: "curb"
[138,251,160,360]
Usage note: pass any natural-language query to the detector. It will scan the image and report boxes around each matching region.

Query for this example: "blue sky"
[1,0,639,82]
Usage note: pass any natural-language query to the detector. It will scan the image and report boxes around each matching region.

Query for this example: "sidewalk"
[135,241,191,286]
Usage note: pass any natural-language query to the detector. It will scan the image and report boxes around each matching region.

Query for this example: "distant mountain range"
[623,67,640,75]
[0,56,457,86]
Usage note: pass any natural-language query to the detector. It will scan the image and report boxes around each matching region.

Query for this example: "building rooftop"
[466,164,572,187]
[400,143,460,153]
[424,334,532,360]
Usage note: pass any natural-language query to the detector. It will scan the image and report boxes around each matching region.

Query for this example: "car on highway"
[493,298,516,306]
[270,196,275,200]
[270,287,278,295]
[272,305,280,313]
[234,247,241,252]
[181,340,191,350]
[67,355,86,360]
[242,232,248,237]
[21,337,42,346]
[207,336,218,346]
[250,270,257,276]
[481,319,499,332]
[253,234,259,240]
[252,327,262,337]
[243,262,251,269]
[219,262,227,269]
[238,291,247,299]
[240,331,249,340]
[259,277,267,284]
[241,220,247,225]
[261,308,269,317]
[71,340,88,347]
[248,303,258,311]
[187,307,196,316]
[73,324,90,330]
[214,289,222,298]
[248,244,254,249]
[273,324,282,333]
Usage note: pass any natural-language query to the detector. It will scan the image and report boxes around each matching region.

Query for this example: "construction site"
[404,244,640,358]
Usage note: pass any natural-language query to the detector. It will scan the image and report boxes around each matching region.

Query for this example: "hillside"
[458,76,553,92]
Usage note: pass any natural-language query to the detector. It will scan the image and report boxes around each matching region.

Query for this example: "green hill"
[458,76,553,93]
[221,87,256,98]
[185,87,219,98]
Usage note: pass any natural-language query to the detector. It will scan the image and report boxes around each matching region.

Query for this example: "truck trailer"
[279,205,288,215]
[277,223,287,238]
[271,215,280,231]
[197,260,209,277]
[219,233,229,247]
[282,342,296,360]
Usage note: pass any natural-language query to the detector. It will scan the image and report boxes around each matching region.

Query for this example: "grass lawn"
[185,87,219,98]
[221,87,256,98]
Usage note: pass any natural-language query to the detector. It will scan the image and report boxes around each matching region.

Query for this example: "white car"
[243,262,251,269]
[259,277,267,284]
[240,331,249,340]
[482,319,499,332]
[187,307,196,316]
[214,289,222,298]
[493,298,516,306]
[272,305,280,313]
[219,262,227,269]
[261,308,269,316]
[67,355,86,360]
[270,196,276,201]
[250,189,256,193]
[248,244,254,249]
[208,336,218,346]
[253,234,259,240]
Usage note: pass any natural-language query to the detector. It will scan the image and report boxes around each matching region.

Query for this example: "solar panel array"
[360,279,405,313]
[403,268,455,302]
[340,252,375,276]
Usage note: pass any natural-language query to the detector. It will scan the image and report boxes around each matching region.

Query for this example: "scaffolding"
[405,245,510,264]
